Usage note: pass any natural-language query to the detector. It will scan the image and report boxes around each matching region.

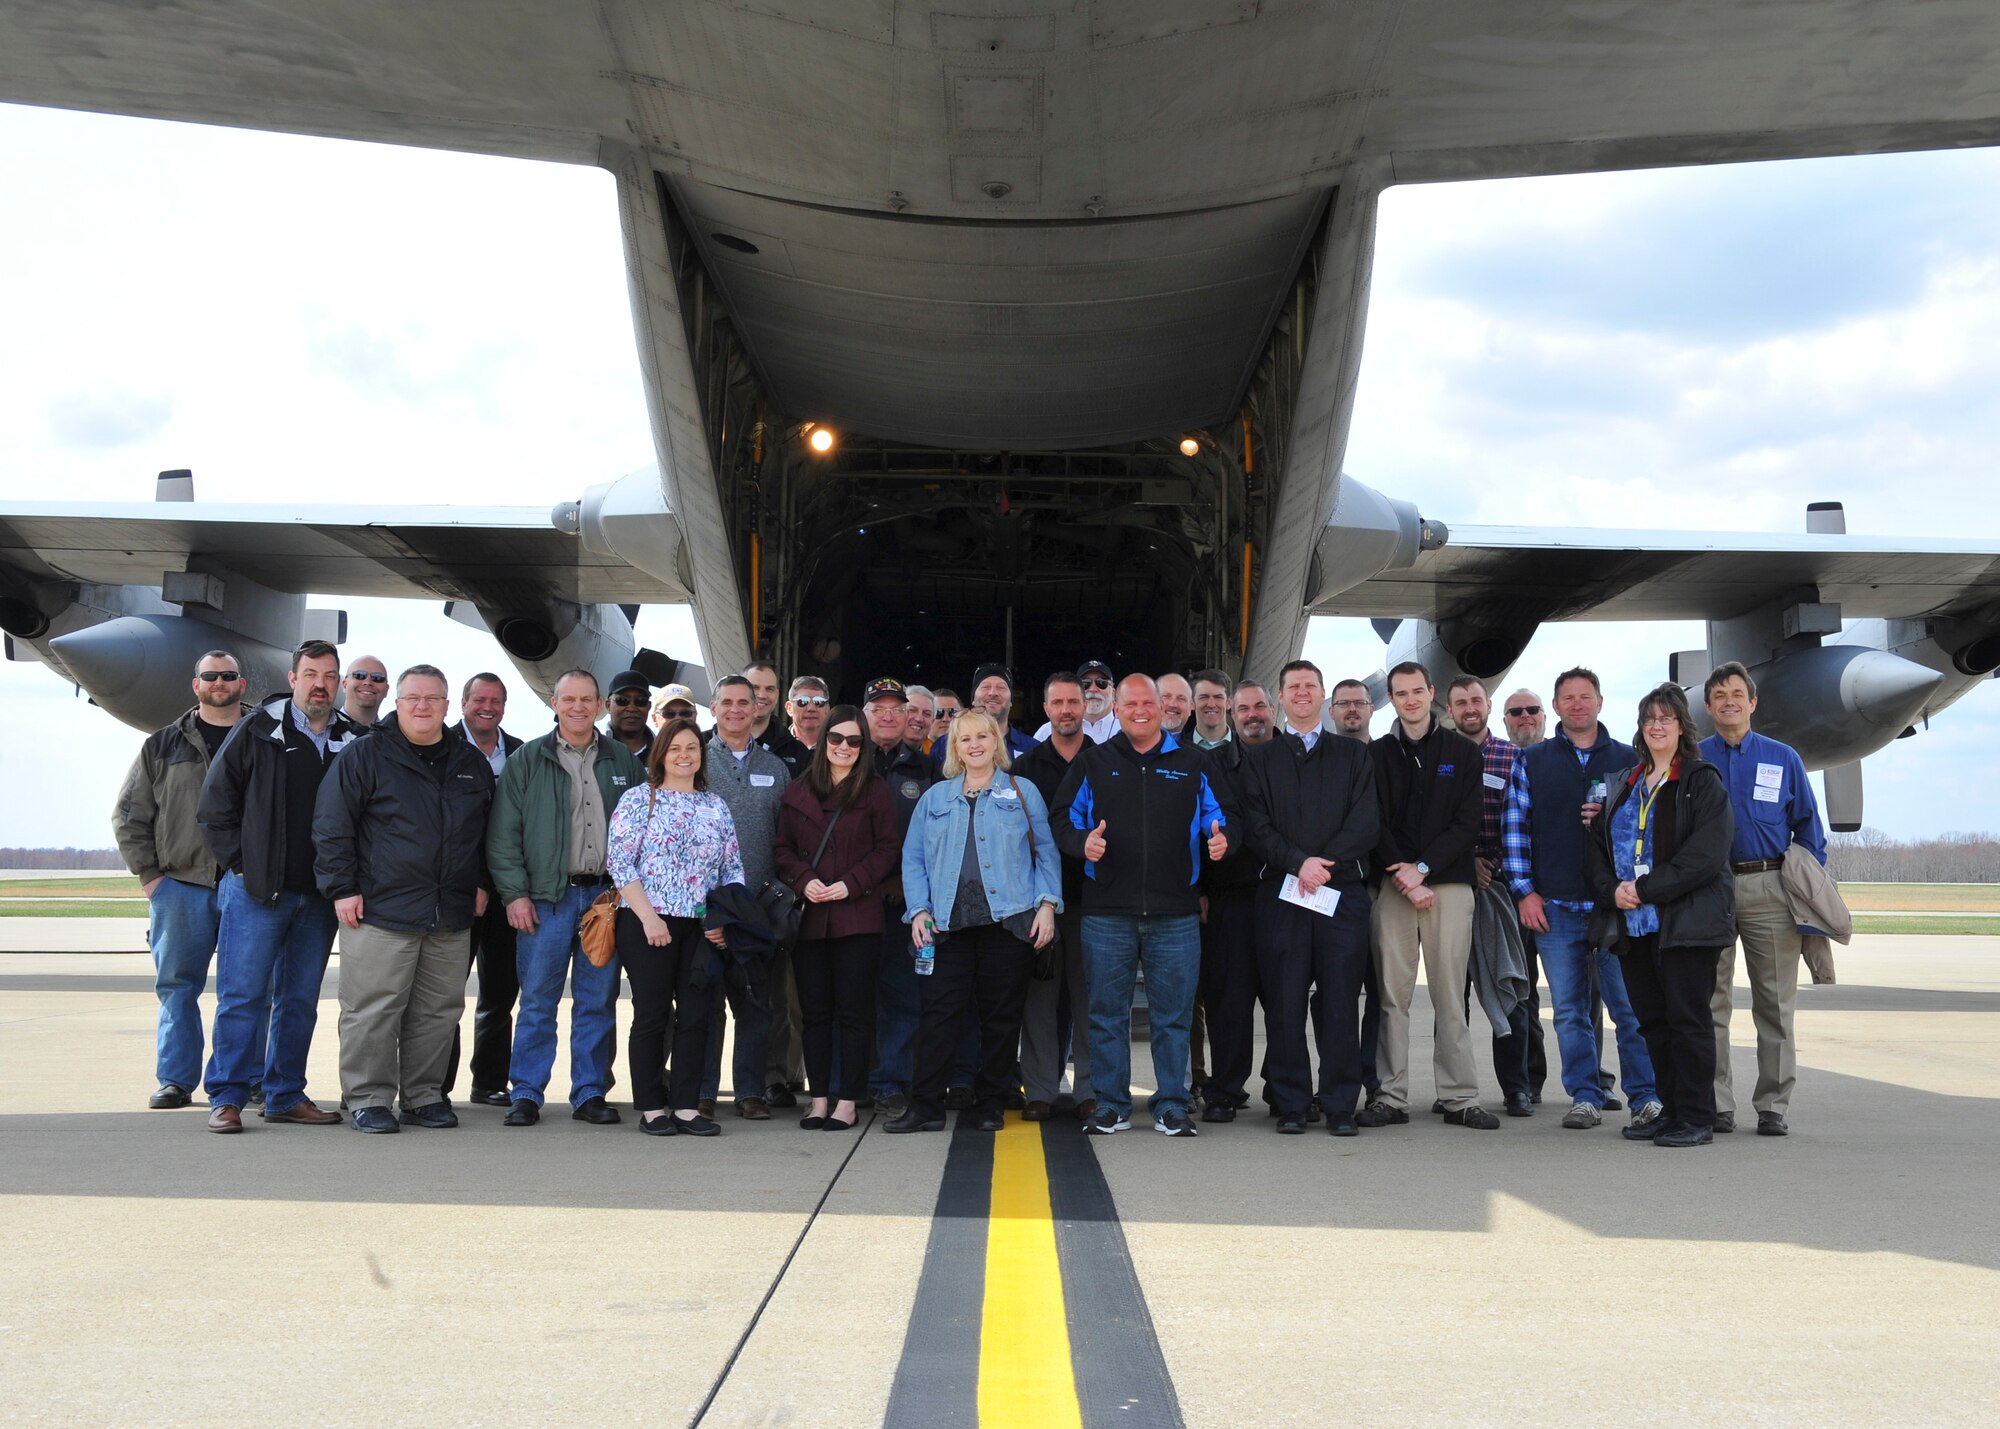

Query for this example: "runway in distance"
[4,2,2000,835]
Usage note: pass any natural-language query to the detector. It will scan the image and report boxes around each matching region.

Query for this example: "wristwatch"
[1415,862,1430,877]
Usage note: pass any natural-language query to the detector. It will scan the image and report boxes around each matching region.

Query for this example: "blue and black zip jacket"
[1050,730,1231,918]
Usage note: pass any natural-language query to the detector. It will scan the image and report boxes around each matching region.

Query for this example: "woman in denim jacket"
[884,710,1061,1134]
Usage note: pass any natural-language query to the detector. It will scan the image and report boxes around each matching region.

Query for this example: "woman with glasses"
[774,705,901,1130]
[885,710,1060,1134]
[1587,684,1735,1148]
[607,717,743,1138]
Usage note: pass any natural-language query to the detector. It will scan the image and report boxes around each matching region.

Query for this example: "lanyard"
[1633,771,1669,860]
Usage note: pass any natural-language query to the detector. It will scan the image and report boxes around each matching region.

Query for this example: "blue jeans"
[1082,913,1200,1120]
[149,875,270,1092]
[1540,904,1656,1107]
[869,921,921,1097]
[509,883,621,1108]
[203,873,337,1113]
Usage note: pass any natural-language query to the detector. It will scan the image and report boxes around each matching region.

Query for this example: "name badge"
[612,775,628,787]
[993,788,1019,801]
[1483,772,1507,790]
[1755,762,1783,790]
[1634,863,1651,877]
[750,774,776,788]
[1753,785,1782,803]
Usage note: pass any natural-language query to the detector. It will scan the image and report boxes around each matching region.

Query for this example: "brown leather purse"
[580,786,653,967]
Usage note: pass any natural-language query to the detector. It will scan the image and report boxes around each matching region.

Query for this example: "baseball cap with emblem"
[864,677,907,704]
[651,682,697,715]
[1077,659,1113,683]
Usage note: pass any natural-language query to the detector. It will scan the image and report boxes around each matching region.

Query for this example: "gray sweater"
[705,734,791,891]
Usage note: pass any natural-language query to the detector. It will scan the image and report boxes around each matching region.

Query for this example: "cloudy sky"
[2,103,1996,846]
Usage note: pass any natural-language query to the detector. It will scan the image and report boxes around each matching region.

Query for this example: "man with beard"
[1196,680,1275,1120]
[1032,659,1117,743]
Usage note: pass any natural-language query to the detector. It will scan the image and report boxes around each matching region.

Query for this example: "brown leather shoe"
[1074,1098,1097,1122]
[1023,1100,1053,1121]
[261,1097,342,1125]
[697,1098,717,1118]
[735,1097,771,1120]
[207,1104,242,1134]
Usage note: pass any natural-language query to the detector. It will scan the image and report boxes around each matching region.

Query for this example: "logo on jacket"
[1438,764,1456,775]
[900,780,922,801]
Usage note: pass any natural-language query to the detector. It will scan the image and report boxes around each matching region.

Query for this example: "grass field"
[0,900,148,917]
[1840,883,2000,912]
[0,876,143,898]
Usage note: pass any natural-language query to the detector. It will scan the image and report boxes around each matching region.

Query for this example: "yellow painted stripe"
[977,1117,1084,1428]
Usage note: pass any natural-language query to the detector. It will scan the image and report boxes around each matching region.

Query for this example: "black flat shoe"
[1328,1116,1359,1137]
[640,1113,677,1136]
[571,1096,621,1125]
[1276,1114,1307,1134]
[765,1083,799,1109]
[824,1115,858,1131]
[799,1115,827,1130]
[972,1108,1004,1132]
[1505,1092,1535,1117]
[1201,1102,1236,1123]
[399,1101,459,1129]
[468,1087,511,1107]
[503,1099,539,1126]
[149,1084,192,1109]
[673,1112,721,1137]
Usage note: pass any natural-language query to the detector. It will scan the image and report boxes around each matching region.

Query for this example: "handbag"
[758,807,843,944]
[580,786,654,968]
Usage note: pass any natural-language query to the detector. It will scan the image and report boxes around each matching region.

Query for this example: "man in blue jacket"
[1052,676,1230,1138]
[1700,660,1826,1137]
[1502,668,1660,1132]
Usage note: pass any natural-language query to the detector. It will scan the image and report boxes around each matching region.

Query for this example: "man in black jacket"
[1360,662,1494,1130]
[862,677,939,1117]
[1234,660,1379,1136]
[446,672,524,1104]
[1195,679,1275,1121]
[196,639,367,1133]
[315,666,496,1132]
[1052,676,1230,1138]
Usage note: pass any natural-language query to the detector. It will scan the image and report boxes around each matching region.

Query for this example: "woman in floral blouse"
[608,716,745,1137]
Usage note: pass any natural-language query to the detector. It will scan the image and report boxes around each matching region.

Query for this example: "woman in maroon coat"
[774,705,901,1131]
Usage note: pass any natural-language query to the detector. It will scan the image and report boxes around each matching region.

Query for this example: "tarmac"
[2,923,1995,1427]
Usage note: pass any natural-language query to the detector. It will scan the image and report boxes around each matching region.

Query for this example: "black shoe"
[503,1099,540,1126]
[876,1092,910,1119]
[1530,1089,1543,1105]
[468,1087,511,1107]
[972,1108,1005,1132]
[1656,1123,1714,1148]
[943,1086,975,1111]
[399,1102,458,1129]
[1305,1097,1323,1125]
[1328,1115,1359,1137]
[1355,1100,1408,1128]
[1602,1095,1624,1112]
[1757,1111,1789,1137]
[799,1114,827,1130]
[1430,1099,1447,1114]
[1505,1092,1534,1117]
[639,1113,677,1136]
[824,1114,859,1131]
[764,1083,799,1109]
[1005,1089,1027,1110]
[1275,1113,1308,1134]
[1201,1102,1236,1124]
[1443,1105,1500,1130]
[885,1107,945,1134]
[1621,1117,1664,1141]
[350,1106,399,1134]
[673,1112,721,1137]
[1155,1109,1197,1138]
[149,1084,192,1109]
[1714,1111,1736,1133]
[571,1096,621,1125]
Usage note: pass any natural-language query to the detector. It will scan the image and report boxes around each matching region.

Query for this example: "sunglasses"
[609,693,649,707]
[196,671,244,683]
[348,672,389,684]
[1506,705,1542,718]
[825,731,866,748]
[1079,677,1112,690]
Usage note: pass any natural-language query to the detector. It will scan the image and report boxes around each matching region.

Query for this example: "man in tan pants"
[1699,662,1827,1136]
[1357,663,1496,1130]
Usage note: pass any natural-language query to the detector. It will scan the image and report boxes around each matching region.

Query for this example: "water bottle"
[1587,778,1607,807]
[915,947,935,977]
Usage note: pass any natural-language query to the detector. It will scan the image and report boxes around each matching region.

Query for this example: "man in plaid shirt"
[1447,677,1540,1116]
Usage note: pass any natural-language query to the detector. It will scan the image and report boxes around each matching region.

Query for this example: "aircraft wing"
[1317,524,2000,625]
[0,499,689,607]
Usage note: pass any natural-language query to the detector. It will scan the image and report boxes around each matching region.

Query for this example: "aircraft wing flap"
[0,501,685,606]
[1317,524,2000,623]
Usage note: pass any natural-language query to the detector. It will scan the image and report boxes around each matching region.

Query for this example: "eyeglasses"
[1641,717,1680,729]
[792,696,829,709]
[1505,705,1542,718]
[609,694,649,707]
[1079,677,1112,690]
[825,732,866,748]
[1330,699,1370,710]
[195,671,243,682]
[398,694,447,707]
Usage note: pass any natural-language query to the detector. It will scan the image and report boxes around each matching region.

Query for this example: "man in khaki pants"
[1699,662,1827,1137]
[1357,663,1495,1131]
[313,665,496,1133]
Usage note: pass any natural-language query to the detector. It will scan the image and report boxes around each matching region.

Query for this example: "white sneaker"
[1561,1100,1603,1129]
[1629,1099,1664,1127]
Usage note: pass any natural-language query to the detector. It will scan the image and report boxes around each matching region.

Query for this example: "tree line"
[1827,830,2000,883]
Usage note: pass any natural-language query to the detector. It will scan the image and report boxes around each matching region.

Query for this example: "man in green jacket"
[112,650,258,1110]
[486,668,647,1126]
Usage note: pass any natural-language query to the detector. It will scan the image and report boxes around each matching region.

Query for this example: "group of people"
[114,638,1827,1149]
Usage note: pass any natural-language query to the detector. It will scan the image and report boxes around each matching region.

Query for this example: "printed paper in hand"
[1279,874,1341,917]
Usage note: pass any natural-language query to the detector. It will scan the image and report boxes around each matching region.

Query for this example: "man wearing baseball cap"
[651,683,699,729]
[1033,659,1119,744]
[863,677,939,1116]
[605,670,655,760]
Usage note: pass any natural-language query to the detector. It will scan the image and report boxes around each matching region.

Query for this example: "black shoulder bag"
[759,808,843,944]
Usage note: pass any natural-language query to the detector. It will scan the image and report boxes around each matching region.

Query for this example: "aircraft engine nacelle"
[1378,618,1539,704]
[46,613,296,732]
[1827,616,2000,727]
[474,600,640,705]
[1703,643,1945,770]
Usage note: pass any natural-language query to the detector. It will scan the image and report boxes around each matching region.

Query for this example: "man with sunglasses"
[1503,690,1547,747]
[929,689,964,746]
[114,650,258,1110]
[339,655,389,727]
[1032,659,1118,743]
[605,669,656,760]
